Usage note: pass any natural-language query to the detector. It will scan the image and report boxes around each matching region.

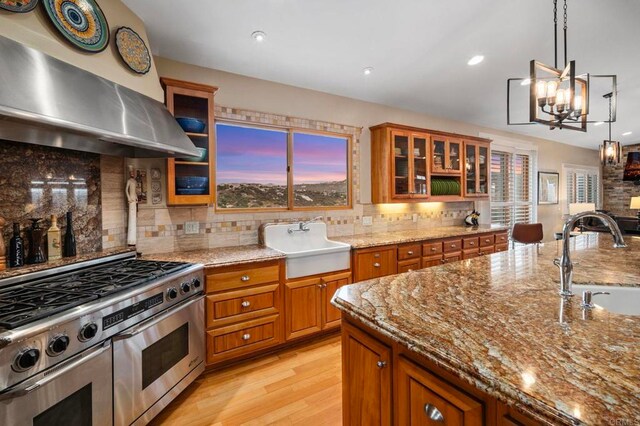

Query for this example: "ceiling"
[124,0,640,149]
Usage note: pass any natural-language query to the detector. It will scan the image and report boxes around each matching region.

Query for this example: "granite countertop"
[332,234,640,425]
[332,225,508,249]
[142,244,285,268]
[0,247,135,282]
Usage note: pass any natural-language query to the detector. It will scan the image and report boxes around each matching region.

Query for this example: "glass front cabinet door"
[463,140,490,198]
[431,136,463,174]
[390,130,430,200]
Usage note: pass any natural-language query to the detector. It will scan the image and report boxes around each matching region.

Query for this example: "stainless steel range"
[0,251,205,426]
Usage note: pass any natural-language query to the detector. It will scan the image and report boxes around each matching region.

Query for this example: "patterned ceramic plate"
[115,26,151,75]
[42,0,109,53]
[0,0,38,12]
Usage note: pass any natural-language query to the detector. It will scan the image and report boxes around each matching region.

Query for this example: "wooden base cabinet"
[342,318,543,426]
[285,271,351,341]
[342,321,392,426]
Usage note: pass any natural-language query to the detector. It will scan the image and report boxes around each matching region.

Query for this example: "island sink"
[262,222,351,279]
[574,284,640,316]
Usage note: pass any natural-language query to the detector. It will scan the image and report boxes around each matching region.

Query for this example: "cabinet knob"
[485,239,491,243]
[407,251,414,255]
[241,300,251,308]
[408,269,413,272]
[373,262,381,268]
[373,253,380,258]
[431,247,437,252]
[469,242,475,246]
[450,244,456,248]
[317,283,327,288]
[241,275,250,282]
[424,404,445,422]
[242,333,251,341]
[376,360,387,368]
[441,259,447,264]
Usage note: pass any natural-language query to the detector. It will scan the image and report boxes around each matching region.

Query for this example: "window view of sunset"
[216,123,349,209]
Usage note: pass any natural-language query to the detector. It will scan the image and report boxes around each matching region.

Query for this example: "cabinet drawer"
[422,242,443,256]
[443,252,461,263]
[206,263,279,292]
[422,257,443,268]
[495,232,509,245]
[463,249,480,260]
[398,244,421,260]
[479,234,495,248]
[354,247,396,281]
[443,239,462,253]
[206,315,280,363]
[480,246,495,256]
[206,283,279,328]
[397,357,483,426]
[398,259,421,273]
[495,243,509,253]
[463,237,479,249]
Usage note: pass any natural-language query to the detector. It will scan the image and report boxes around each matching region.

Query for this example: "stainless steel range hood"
[0,35,199,158]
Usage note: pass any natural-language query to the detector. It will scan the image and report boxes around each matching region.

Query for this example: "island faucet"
[287,216,323,234]
[555,211,626,297]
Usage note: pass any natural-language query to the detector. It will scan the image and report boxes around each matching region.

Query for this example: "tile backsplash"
[100,107,474,255]
[0,140,102,254]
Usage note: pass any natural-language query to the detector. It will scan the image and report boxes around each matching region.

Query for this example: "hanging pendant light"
[507,0,617,132]
[600,92,622,166]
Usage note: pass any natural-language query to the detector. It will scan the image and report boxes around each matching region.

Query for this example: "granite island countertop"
[332,225,509,249]
[332,234,640,425]
[142,244,285,268]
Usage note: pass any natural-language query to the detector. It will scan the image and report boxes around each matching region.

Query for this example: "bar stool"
[511,223,544,252]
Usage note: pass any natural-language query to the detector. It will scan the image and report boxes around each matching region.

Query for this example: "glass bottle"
[26,218,46,264]
[64,211,77,257]
[9,223,24,267]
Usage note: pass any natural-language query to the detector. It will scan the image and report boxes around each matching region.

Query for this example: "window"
[491,149,535,228]
[563,165,600,211]
[215,122,351,210]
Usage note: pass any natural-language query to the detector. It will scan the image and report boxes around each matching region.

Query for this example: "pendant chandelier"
[507,0,617,132]
[600,93,622,166]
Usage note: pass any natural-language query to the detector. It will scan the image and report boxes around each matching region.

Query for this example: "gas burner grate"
[0,259,190,329]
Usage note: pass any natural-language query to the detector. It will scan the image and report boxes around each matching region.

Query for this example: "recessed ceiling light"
[251,31,266,42]
[521,78,531,86]
[363,67,374,76]
[467,55,484,66]
[593,121,605,126]
[622,131,633,136]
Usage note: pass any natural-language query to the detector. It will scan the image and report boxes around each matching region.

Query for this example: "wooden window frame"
[215,119,353,213]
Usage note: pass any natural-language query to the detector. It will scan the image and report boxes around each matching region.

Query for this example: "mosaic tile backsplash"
[0,140,102,254]
[101,107,474,255]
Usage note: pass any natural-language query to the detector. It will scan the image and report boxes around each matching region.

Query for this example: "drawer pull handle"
[241,275,250,282]
[424,404,444,422]
[242,333,251,341]
[376,360,387,368]
[241,301,251,308]
[373,262,381,268]
[407,250,414,255]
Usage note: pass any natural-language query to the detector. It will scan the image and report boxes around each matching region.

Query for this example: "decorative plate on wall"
[0,0,38,13]
[115,26,151,75]
[42,0,109,53]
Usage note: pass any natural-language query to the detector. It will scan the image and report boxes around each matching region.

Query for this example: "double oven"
[0,289,205,426]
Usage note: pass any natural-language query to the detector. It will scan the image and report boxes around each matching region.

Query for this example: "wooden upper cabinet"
[370,123,491,204]
[161,78,218,206]
[431,136,463,175]
[463,140,491,198]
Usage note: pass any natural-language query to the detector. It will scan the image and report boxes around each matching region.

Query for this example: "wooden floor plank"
[151,334,342,426]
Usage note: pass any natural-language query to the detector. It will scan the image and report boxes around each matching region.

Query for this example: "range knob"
[12,348,40,372]
[78,323,99,342]
[180,282,191,294]
[167,287,178,299]
[47,335,70,357]
[191,278,201,289]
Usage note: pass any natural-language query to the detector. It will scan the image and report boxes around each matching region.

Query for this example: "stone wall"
[603,144,640,217]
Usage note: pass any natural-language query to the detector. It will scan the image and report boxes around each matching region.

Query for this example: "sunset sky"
[216,124,347,185]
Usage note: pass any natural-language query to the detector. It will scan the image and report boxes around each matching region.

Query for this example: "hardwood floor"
[151,334,342,426]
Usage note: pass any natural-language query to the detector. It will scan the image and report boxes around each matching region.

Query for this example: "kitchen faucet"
[555,211,626,297]
[287,216,323,234]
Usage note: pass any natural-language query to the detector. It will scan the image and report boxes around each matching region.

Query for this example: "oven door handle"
[114,294,204,340]
[0,340,111,402]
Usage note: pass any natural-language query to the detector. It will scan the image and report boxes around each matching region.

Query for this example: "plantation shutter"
[491,150,534,228]
[565,166,600,209]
